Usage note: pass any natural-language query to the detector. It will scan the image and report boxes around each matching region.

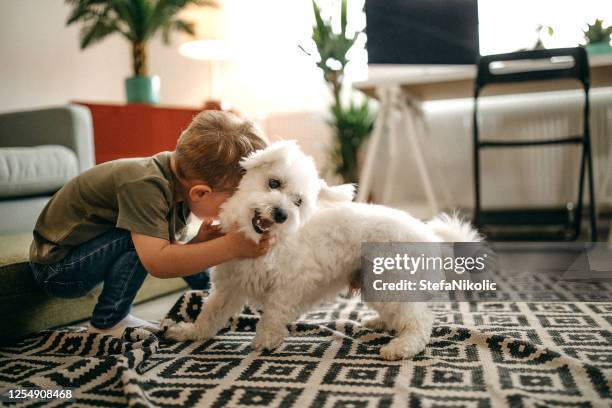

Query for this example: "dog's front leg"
[251,298,296,351]
[165,289,244,342]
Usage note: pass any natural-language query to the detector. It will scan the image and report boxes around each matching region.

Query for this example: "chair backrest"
[475,47,589,92]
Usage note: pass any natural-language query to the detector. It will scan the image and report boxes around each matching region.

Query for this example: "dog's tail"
[426,213,482,242]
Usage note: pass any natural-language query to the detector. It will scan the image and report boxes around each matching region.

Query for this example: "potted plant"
[583,19,612,56]
[516,25,554,51]
[306,0,375,184]
[65,0,215,104]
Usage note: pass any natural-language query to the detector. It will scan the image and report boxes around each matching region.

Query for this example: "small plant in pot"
[306,0,376,184]
[583,19,612,56]
[65,0,215,104]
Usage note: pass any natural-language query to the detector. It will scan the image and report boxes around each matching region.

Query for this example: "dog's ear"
[240,139,299,171]
[318,179,355,202]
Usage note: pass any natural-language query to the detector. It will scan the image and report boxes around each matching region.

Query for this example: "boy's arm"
[132,231,274,279]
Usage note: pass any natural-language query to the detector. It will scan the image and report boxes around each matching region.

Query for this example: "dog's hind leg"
[165,289,245,341]
[369,302,433,361]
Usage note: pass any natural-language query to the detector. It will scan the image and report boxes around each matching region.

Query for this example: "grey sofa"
[0,105,95,233]
[0,105,186,343]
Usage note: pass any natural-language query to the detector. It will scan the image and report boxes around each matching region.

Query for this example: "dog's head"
[219,140,355,242]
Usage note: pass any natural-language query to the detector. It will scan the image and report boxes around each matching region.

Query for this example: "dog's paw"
[251,330,285,351]
[362,316,387,331]
[379,336,426,361]
[379,343,407,361]
[164,322,205,342]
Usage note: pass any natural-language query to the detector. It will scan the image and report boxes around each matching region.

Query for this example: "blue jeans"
[30,229,210,329]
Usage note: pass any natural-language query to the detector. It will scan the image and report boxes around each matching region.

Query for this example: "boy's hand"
[192,219,224,243]
[224,227,276,258]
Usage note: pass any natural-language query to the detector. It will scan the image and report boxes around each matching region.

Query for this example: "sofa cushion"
[0,196,51,234]
[0,233,188,343]
[0,145,78,198]
[0,233,38,297]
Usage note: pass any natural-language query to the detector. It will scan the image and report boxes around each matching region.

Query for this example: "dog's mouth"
[251,209,274,234]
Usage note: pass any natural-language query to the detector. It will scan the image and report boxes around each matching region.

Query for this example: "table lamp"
[178,3,235,110]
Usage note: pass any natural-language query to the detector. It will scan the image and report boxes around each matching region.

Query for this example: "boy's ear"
[189,184,212,201]
[318,179,356,202]
[240,139,299,171]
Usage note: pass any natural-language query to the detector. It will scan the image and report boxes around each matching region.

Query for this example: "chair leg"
[472,100,481,229]
[587,149,597,242]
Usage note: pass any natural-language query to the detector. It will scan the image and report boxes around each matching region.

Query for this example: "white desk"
[355,54,612,101]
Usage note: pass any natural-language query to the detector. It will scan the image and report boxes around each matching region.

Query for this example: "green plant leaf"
[312,0,330,50]
[148,0,216,42]
[340,0,347,36]
[133,0,152,41]
[584,18,612,44]
[66,0,107,25]
[65,0,215,51]
[162,18,195,44]
[312,1,325,34]
[80,18,118,49]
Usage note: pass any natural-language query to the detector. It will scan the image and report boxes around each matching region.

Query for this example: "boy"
[29,111,271,336]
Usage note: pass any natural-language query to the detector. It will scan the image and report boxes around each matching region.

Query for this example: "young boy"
[29,110,271,336]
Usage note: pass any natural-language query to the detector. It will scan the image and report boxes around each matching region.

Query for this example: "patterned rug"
[0,290,610,407]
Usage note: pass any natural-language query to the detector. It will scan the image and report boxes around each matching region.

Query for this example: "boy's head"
[173,110,267,219]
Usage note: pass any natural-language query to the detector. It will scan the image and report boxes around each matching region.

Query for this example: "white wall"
[0,0,342,118]
[0,1,195,111]
[478,0,612,55]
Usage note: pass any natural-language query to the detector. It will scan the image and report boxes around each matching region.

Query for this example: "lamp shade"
[178,1,236,62]
[179,39,236,61]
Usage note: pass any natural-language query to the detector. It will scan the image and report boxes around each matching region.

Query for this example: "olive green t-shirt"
[30,152,189,264]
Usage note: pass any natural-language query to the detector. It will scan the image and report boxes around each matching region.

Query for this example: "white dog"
[166,140,480,360]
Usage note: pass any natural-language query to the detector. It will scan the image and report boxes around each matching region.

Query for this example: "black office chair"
[473,47,597,241]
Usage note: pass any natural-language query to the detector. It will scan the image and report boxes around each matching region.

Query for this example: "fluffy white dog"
[166,140,480,360]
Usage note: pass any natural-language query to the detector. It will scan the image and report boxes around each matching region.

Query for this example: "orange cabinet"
[75,102,201,164]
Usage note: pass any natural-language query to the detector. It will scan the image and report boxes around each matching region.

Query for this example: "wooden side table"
[74,102,201,164]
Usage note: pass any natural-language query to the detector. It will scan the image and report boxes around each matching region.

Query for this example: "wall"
[0,0,339,118]
[478,0,612,55]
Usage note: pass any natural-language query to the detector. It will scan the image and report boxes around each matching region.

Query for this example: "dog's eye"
[294,197,302,207]
[268,179,282,189]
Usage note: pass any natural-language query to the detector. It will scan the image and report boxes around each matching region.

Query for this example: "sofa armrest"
[0,105,95,172]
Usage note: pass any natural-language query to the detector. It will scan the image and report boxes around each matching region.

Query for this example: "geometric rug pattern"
[0,290,610,407]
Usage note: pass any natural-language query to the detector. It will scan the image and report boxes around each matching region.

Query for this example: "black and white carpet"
[0,289,611,407]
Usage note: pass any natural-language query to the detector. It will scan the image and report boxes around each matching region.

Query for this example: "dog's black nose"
[273,207,288,224]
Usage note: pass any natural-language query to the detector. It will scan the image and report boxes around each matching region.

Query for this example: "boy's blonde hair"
[175,110,267,191]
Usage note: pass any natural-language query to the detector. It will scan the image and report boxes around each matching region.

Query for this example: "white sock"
[87,314,158,337]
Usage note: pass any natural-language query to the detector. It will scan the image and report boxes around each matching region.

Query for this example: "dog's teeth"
[255,218,267,231]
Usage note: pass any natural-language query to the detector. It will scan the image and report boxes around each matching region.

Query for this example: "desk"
[353,54,612,221]
[355,54,612,100]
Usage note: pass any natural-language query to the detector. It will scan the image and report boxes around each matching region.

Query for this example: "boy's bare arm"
[131,231,274,279]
